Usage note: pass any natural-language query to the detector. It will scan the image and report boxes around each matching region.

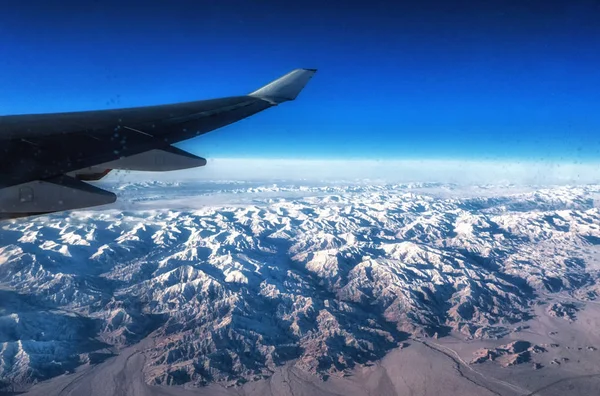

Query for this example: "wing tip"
[250,68,317,104]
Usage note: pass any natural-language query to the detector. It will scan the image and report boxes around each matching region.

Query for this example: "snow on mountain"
[1,182,600,389]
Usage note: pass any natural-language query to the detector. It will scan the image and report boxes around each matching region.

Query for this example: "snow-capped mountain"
[1,182,600,390]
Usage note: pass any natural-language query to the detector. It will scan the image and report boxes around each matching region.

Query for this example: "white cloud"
[105,158,600,186]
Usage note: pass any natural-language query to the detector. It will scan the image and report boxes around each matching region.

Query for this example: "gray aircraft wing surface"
[0,68,317,219]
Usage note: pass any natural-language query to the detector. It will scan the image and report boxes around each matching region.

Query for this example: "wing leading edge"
[0,68,317,218]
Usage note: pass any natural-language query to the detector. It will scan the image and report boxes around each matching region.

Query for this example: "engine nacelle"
[0,175,116,216]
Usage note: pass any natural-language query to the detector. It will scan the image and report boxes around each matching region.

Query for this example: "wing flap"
[99,146,207,172]
[0,175,116,215]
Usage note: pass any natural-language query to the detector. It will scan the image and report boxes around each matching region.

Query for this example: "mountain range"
[1,181,599,391]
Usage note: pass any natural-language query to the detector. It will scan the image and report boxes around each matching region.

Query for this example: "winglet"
[249,68,317,105]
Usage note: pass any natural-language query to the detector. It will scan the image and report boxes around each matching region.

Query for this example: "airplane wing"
[0,68,317,218]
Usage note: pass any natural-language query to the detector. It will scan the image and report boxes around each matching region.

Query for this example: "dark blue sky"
[1,0,600,161]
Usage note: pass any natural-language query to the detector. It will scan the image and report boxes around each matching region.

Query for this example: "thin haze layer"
[105,158,600,185]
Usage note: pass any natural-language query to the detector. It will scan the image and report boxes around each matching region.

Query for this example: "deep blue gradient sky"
[1,0,600,161]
